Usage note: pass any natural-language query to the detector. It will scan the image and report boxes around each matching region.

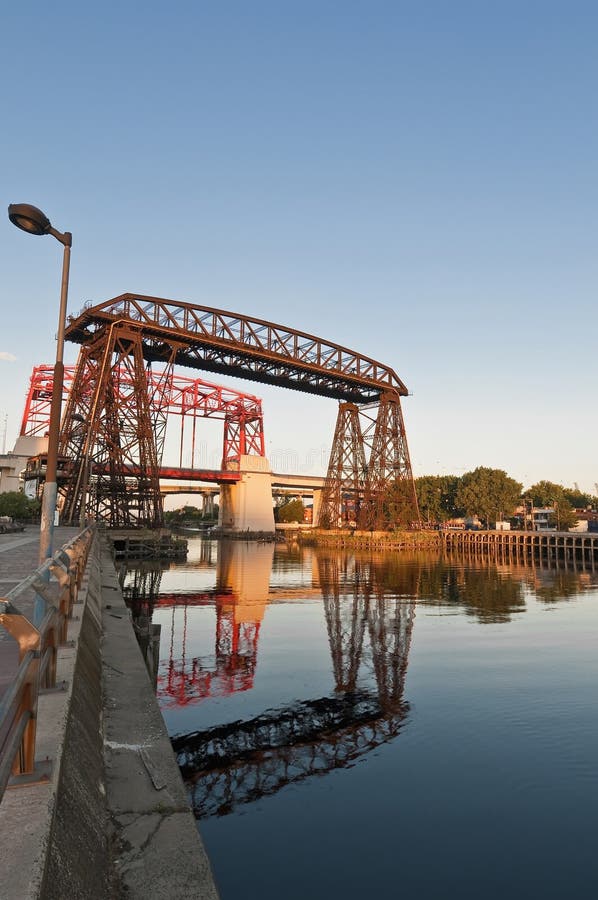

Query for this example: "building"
[0,435,47,495]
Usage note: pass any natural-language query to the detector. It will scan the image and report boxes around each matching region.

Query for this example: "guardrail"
[0,526,95,800]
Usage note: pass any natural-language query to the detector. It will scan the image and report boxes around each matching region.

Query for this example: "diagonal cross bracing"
[56,293,419,530]
[64,293,408,403]
[21,364,264,438]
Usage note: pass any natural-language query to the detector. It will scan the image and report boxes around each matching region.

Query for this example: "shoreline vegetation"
[296,528,442,551]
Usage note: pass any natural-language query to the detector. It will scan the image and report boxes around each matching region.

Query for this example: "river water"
[125,537,598,899]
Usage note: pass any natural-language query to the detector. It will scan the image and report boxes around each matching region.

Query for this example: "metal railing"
[0,526,95,799]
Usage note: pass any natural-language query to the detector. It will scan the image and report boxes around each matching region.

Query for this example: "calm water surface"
[125,538,598,899]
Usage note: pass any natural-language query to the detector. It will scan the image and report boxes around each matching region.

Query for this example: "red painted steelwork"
[21,363,260,526]
[158,467,240,483]
[157,600,261,707]
[21,364,264,460]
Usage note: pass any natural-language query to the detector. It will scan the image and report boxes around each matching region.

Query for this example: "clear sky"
[2,1,597,492]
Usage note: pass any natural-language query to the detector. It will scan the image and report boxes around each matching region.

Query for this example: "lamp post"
[8,203,72,565]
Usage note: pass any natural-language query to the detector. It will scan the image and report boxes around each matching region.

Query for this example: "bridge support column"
[218,455,275,534]
[201,491,215,518]
[312,488,323,528]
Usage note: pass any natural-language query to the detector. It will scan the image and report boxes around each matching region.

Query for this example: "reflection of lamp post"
[8,203,72,563]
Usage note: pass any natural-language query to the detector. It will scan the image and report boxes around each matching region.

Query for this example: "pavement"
[0,525,80,701]
[0,528,220,899]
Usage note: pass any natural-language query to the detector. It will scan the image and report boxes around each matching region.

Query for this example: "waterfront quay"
[3,524,598,899]
[442,528,598,565]
[0,526,219,900]
[299,527,598,566]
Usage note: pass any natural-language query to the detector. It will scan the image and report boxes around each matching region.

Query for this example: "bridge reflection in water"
[122,544,598,822]
[123,542,417,818]
[122,544,598,900]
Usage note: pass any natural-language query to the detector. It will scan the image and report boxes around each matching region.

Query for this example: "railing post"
[0,612,40,781]
[0,525,95,797]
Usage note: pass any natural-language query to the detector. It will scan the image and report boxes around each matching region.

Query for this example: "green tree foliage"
[562,488,594,510]
[525,481,577,530]
[455,467,522,528]
[164,505,214,526]
[415,475,462,523]
[0,491,39,520]
[525,480,566,507]
[550,502,577,531]
[418,562,525,624]
[383,479,418,528]
[276,499,305,523]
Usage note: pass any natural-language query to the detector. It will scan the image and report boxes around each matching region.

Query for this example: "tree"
[525,481,577,531]
[276,499,304,523]
[455,467,522,528]
[383,479,418,529]
[562,488,594,510]
[416,475,462,523]
[526,480,566,508]
[164,505,204,526]
[0,491,39,520]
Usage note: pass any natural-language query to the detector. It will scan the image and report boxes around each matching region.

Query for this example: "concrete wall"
[0,533,220,899]
[219,455,275,533]
[0,536,109,900]
[42,546,109,898]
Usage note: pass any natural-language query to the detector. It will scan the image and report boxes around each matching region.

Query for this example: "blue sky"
[2,1,597,491]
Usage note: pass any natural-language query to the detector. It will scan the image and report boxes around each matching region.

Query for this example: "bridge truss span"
[22,357,264,526]
[65,293,408,403]
[57,293,419,528]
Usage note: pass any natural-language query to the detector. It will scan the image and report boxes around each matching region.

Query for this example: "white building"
[0,435,47,494]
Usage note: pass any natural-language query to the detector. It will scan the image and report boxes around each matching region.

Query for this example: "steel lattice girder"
[58,295,419,527]
[318,393,420,530]
[58,327,165,528]
[21,363,265,459]
[359,392,421,529]
[318,402,369,529]
[64,293,408,403]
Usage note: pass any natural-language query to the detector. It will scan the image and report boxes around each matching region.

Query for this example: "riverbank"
[295,527,598,565]
[296,528,442,551]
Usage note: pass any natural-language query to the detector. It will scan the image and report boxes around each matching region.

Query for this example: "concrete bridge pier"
[218,455,275,534]
[201,490,215,518]
[312,488,323,527]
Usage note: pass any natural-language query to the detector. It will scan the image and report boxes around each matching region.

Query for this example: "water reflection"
[121,543,598,823]
[417,560,526,623]
[168,548,414,818]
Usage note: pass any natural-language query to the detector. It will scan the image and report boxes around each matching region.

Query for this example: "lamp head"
[8,203,52,236]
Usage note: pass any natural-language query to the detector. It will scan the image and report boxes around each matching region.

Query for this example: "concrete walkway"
[0,529,220,899]
[0,526,79,700]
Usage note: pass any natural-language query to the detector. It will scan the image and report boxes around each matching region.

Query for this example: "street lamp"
[8,203,72,564]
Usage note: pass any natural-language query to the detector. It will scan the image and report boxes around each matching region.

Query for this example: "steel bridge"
[43,293,419,528]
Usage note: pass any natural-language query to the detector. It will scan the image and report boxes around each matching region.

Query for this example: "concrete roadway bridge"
[159,469,327,525]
